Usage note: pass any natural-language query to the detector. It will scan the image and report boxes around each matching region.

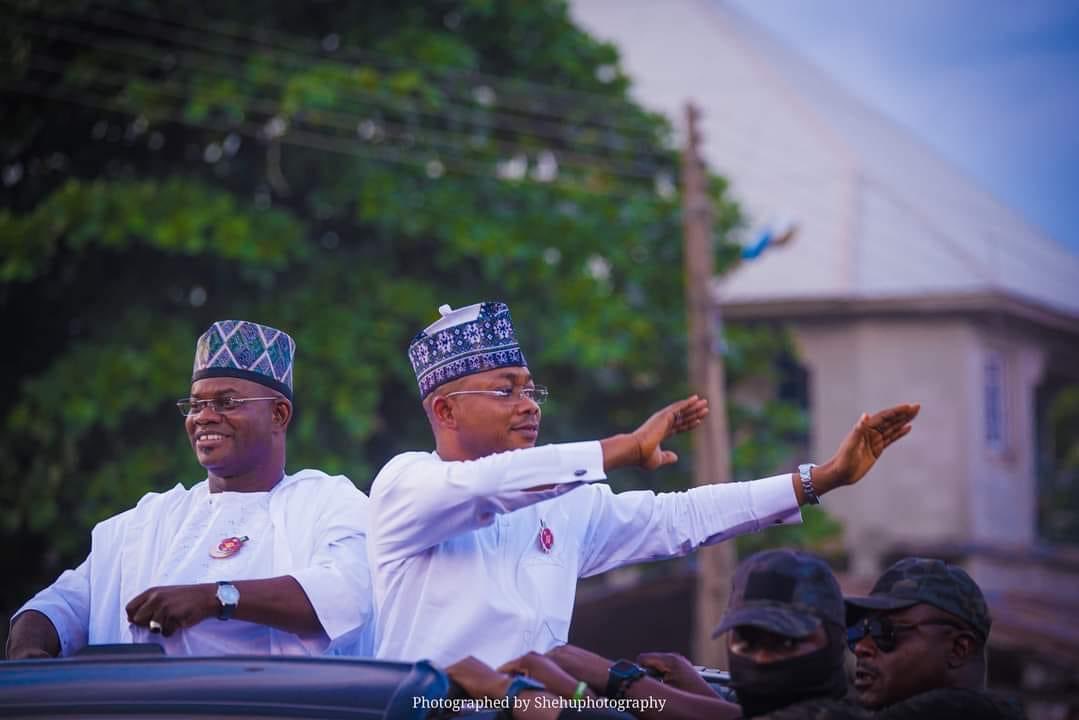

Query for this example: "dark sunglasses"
[847,615,965,653]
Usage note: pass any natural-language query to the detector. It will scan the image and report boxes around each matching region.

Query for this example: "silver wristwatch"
[798,463,821,505]
[216,581,240,621]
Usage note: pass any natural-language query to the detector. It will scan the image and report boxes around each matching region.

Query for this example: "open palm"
[831,403,921,487]
[634,395,710,470]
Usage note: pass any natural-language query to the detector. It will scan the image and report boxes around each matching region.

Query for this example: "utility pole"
[681,103,736,669]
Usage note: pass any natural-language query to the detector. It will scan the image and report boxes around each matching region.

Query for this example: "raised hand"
[633,395,710,470]
[813,403,921,494]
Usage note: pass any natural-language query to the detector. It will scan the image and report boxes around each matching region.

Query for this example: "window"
[984,351,1008,454]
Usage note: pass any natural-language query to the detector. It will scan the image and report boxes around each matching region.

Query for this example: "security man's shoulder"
[876,688,1026,720]
[752,698,871,720]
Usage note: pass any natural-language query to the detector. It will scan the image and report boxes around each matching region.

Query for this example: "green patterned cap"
[713,549,845,639]
[193,320,295,400]
[845,557,990,639]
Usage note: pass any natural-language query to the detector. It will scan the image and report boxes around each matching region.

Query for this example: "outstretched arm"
[576,402,920,577]
[371,395,710,562]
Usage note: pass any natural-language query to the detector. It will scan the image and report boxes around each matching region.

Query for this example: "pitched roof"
[571,0,1079,319]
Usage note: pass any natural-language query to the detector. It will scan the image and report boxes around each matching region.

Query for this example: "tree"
[1041,383,1079,545]
[0,0,825,638]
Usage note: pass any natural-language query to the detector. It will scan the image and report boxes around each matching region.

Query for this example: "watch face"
[611,660,644,679]
[217,583,240,606]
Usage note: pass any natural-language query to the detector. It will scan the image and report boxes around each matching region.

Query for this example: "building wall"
[793,318,976,575]
[965,323,1045,547]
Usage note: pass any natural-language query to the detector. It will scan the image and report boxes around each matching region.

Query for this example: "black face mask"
[728,627,848,718]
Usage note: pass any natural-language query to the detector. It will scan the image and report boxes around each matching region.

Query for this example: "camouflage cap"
[713,549,845,640]
[844,557,991,640]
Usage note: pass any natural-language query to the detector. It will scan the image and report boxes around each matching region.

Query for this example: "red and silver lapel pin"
[210,535,249,559]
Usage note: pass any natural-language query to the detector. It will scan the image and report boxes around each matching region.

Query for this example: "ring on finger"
[148,619,163,634]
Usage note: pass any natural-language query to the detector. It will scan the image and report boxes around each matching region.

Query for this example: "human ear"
[431,396,458,429]
[947,632,976,668]
[272,399,292,430]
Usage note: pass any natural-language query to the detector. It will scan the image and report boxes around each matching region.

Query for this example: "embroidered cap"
[193,320,295,400]
[408,302,527,398]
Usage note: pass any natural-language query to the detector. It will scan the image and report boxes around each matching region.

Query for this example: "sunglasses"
[847,615,965,653]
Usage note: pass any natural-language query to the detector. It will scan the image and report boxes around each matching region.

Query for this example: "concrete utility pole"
[681,103,736,669]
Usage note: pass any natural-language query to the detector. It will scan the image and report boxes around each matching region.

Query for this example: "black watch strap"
[216,581,238,621]
[505,675,545,702]
[605,660,646,699]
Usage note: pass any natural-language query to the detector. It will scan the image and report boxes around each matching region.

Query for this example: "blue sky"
[727,0,1079,256]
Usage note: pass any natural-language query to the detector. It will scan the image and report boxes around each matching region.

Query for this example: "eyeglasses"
[176,396,280,417]
[847,615,965,653]
[442,385,549,405]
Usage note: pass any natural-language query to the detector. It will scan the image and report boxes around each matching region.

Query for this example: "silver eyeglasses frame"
[441,385,549,405]
[176,396,281,417]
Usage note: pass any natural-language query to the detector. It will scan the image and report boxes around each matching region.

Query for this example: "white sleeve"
[579,473,801,577]
[287,480,374,645]
[14,555,92,657]
[371,443,605,562]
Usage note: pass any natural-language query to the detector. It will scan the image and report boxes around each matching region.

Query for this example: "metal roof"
[571,0,1079,319]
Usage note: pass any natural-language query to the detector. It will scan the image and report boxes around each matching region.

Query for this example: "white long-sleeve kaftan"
[368,441,800,666]
[14,469,374,657]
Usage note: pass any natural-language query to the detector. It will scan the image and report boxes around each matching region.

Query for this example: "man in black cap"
[541,549,863,718]
[710,549,861,718]
[846,557,1024,719]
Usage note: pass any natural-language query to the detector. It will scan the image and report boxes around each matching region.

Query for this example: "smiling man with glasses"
[7,321,374,660]
[367,300,921,668]
[846,557,1024,718]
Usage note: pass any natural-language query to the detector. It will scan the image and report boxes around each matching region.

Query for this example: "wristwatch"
[605,659,646,699]
[215,581,240,620]
[798,463,821,505]
[505,675,545,704]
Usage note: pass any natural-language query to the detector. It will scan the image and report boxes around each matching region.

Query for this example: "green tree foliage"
[0,0,831,628]
[1040,384,1079,544]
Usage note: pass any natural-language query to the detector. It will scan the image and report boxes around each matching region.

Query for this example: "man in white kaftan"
[15,469,372,657]
[369,301,920,667]
[7,321,374,658]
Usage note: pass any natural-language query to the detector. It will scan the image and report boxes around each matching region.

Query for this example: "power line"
[8,13,677,168]
[18,52,670,185]
[5,1,665,141]
[84,1,653,118]
[9,6,846,183]
[2,76,679,205]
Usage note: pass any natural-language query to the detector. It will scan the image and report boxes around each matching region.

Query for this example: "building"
[570,0,1079,712]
